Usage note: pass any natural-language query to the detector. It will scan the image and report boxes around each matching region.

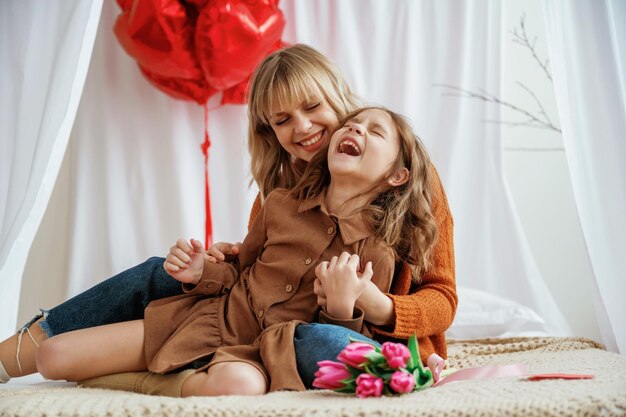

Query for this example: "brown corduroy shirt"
[143,188,396,386]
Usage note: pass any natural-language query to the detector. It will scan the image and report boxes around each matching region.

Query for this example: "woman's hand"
[354,280,395,326]
[163,238,205,284]
[314,252,373,320]
[205,241,242,263]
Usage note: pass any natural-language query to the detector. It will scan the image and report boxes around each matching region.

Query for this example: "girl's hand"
[206,241,242,263]
[314,252,373,319]
[313,277,327,309]
[164,238,205,284]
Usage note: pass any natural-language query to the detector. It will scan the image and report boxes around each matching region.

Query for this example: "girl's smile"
[328,108,400,186]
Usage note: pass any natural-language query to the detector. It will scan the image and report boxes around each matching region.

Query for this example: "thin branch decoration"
[437,14,561,134]
[511,14,553,82]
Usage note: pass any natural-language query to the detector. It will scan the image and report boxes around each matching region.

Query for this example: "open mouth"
[337,138,361,156]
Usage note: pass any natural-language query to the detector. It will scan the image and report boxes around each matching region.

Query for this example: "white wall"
[501,0,601,342]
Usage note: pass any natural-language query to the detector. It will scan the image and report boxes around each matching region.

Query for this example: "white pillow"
[446,287,550,339]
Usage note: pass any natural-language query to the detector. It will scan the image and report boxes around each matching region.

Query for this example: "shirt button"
[327,226,334,235]
[285,284,293,293]
[305,257,312,265]
[257,309,264,318]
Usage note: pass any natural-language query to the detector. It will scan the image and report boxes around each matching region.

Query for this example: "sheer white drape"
[0,1,102,337]
[12,1,572,337]
[544,0,626,353]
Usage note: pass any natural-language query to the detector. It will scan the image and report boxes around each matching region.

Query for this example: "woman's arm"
[362,167,458,338]
[354,282,395,326]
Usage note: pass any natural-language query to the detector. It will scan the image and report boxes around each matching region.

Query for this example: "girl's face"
[269,98,339,162]
[327,108,401,185]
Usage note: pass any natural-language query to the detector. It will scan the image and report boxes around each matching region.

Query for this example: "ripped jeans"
[26,256,376,388]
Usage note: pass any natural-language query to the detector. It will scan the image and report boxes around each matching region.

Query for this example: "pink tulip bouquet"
[313,335,438,398]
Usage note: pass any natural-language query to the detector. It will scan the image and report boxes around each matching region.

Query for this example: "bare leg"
[36,320,146,381]
[0,318,48,378]
[181,362,267,397]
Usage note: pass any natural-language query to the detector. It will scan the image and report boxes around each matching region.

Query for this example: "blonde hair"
[247,44,362,200]
[292,106,438,279]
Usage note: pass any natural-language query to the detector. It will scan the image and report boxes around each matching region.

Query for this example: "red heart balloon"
[114,0,203,80]
[219,39,286,105]
[195,0,285,91]
[114,0,286,105]
[140,65,216,105]
[116,0,133,11]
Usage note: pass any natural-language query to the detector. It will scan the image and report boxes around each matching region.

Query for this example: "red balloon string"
[202,104,213,249]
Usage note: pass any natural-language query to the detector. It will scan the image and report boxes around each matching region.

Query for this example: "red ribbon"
[202,104,213,248]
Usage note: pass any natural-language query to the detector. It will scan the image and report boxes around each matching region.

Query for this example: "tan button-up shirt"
[143,189,395,379]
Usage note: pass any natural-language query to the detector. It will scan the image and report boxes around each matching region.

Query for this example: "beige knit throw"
[1,337,625,417]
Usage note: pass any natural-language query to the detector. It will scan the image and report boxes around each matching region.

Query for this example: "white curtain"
[0,0,102,337]
[11,0,572,338]
[544,0,626,353]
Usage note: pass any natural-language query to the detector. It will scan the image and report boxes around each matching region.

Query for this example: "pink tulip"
[381,342,411,369]
[312,360,350,390]
[337,342,376,368]
[389,370,415,393]
[355,373,384,398]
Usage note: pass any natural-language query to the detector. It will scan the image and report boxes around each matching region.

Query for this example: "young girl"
[33,106,438,397]
[0,44,456,391]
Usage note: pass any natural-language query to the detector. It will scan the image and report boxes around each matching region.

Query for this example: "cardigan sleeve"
[370,166,458,340]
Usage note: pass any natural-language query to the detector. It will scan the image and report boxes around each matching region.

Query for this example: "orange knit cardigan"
[247,167,457,361]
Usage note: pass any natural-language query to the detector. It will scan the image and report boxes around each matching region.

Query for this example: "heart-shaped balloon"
[114,0,285,105]
[140,65,216,105]
[195,0,285,91]
[114,0,203,80]
[219,39,286,105]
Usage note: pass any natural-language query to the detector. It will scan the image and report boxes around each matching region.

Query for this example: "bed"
[1,336,625,416]
[2,289,625,416]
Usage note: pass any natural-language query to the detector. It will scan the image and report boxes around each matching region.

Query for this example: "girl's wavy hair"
[247,44,362,200]
[292,106,438,279]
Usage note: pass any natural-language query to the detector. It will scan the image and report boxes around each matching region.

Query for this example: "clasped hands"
[314,252,373,320]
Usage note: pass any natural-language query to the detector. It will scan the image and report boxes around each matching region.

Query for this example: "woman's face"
[268,98,339,162]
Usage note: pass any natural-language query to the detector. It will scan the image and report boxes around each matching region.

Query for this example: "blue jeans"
[32,256,377,388]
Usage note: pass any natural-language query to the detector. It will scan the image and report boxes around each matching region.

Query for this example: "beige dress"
[143,189,395,391]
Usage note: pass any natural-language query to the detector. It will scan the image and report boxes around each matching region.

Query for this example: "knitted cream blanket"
[1,337,625,417]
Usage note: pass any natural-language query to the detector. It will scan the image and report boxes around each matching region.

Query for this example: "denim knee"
[294,323,379,389]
